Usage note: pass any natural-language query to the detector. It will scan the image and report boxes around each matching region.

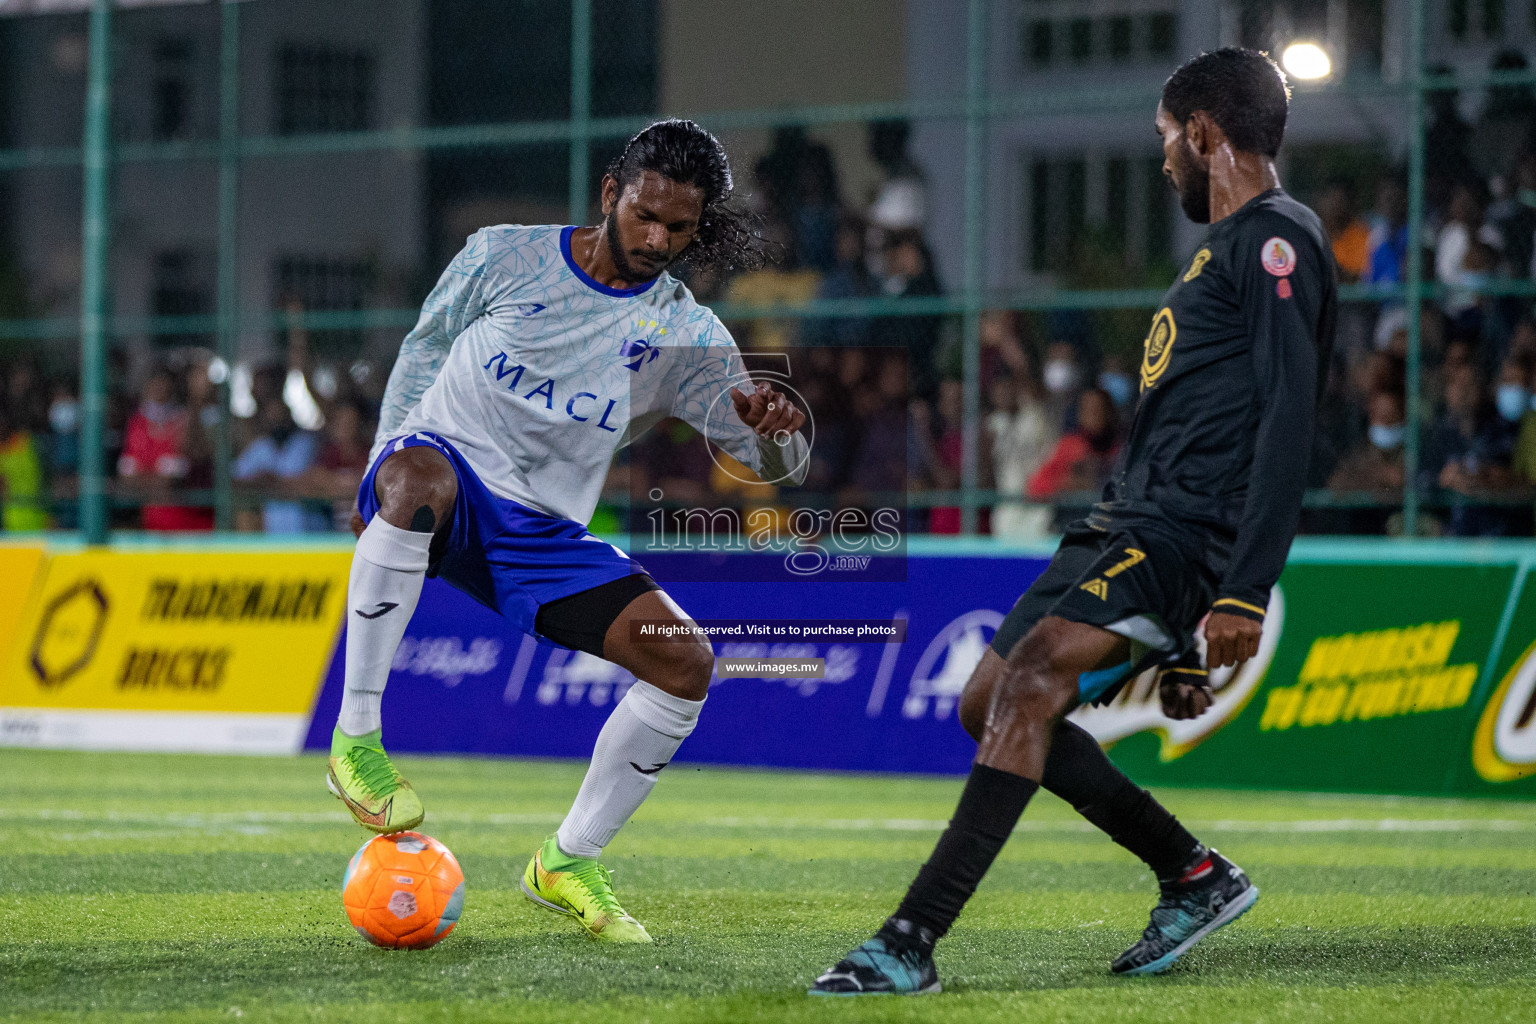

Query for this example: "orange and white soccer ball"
[342,831,465,949]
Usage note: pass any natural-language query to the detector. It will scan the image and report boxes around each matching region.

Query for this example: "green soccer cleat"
[520,834,652,943]
[325,726,425,834]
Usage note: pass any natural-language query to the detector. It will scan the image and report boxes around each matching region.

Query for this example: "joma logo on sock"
[356,602,399,619]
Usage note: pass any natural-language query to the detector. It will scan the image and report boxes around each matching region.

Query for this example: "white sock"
[555,680,704,859]
[338,517,432,737]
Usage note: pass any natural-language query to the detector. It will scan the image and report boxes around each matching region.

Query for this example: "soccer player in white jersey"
[326,120,808,943]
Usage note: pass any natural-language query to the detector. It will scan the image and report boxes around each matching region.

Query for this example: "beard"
[605,207,670,283]
[1170,140,1211,224]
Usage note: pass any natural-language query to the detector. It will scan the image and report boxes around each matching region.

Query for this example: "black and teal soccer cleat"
[809,924,941,996]
[1112,848,1259,976]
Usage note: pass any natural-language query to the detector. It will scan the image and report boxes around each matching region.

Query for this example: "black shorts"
[533,572,661,658]
[990,516,1220,700]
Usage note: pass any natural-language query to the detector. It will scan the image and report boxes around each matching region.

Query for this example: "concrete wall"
[658,0,905,212]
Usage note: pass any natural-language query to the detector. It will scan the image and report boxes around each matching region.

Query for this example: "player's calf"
[974,620,1103,778]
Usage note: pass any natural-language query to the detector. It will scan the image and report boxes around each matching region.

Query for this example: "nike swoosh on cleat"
[630,761,669,775]
[355,602,399,619]
[818,972,860,988]
[328,770,389,825]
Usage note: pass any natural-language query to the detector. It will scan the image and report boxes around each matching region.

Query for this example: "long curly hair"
[606,119,772,274]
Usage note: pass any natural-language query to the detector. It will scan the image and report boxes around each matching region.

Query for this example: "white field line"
[5,808,1535,834]
[4,808,563,826]
[703,815,1536,834]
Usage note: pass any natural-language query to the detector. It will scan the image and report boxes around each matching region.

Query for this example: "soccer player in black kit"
[811,48,1337,995]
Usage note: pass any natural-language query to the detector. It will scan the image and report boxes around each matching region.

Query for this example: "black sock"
[1041,720,1201,879]
[892,763,1039,940]
[1162,843,1219,890]
[875,915,938,956]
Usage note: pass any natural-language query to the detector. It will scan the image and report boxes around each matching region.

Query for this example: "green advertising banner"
[1069,547,1534,798]
[1457,565,1536,795]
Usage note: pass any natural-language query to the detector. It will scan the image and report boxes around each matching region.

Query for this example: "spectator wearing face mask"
[1040,341,1084,438]
[1097,355,1136,411]
[40,383,80,528]
[1429,363,1521,536]
[1041,341,1082,400]
[872,228,943,402]
[1026,386,1119,502]
[1329,390,1408,495]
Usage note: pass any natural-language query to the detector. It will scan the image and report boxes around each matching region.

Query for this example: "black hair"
[1162,48,1290,158]
[605,118,770,273]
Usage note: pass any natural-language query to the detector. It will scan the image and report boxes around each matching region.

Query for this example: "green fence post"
[215,0,240,531]
[959,0,987,535]
[78,0,113,545]
[568,0,593,225]
[1403,0,1426,537]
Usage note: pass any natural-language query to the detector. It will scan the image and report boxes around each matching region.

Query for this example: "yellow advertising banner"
[0,544,47,666]
[0,550,349,719]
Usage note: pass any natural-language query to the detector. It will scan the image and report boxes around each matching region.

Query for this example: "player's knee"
[958,685,987,741]
[375,448,457,529]
[997,643,1077,726]
[667,640,714,701]
[958,650,1005,742]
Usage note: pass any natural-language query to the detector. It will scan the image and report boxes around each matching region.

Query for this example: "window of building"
[274,44,373,135]
[1028,157,1087,273]
[152,38,193,141]
[1107,16,1133,59]
[1016,3,1181,71]
[273,255,375,352]
[1025,19,1053,67]
[1147,12,1176,57]
[1068,17,1093,62]
[1106,157,1129,242]
[1026,152,1172,279]
[152,249,212,345]
[1484,0,1505,37]
[1144,155,1170,265]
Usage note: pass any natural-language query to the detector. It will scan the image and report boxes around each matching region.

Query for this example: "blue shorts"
[358,431,647,640]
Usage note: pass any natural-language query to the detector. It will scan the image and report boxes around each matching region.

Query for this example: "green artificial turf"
[2,748,1533,1022]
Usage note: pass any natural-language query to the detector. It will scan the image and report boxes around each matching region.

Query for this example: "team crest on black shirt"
[1261,237,1297,277]
[1183,248,1211,282]
[1140,307,1176,390]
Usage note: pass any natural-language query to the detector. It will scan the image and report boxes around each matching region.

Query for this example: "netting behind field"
[0,0,1528,540]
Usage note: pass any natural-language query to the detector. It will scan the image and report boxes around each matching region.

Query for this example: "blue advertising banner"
[303,553,1051,774]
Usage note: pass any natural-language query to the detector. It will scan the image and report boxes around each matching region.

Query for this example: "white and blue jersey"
[361,224,764,640]
[377,224,763,526]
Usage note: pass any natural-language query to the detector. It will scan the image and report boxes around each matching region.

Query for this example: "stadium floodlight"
[1281,42,1332,81]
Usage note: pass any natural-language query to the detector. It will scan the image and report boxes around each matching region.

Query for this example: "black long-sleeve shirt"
[1094,188,1338,621]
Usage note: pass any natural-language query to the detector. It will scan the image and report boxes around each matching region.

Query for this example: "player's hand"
[730,381,806,439]
[1204,611,1261,669]
[350,504,365,539]
[1159,671,1214,720]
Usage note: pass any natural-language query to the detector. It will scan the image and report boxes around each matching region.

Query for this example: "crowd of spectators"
[1303,52,1536,536]
[17,75,1536,536]
[0,314,381,534]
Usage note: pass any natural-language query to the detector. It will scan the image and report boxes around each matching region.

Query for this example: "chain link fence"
[0,0,1531,542]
